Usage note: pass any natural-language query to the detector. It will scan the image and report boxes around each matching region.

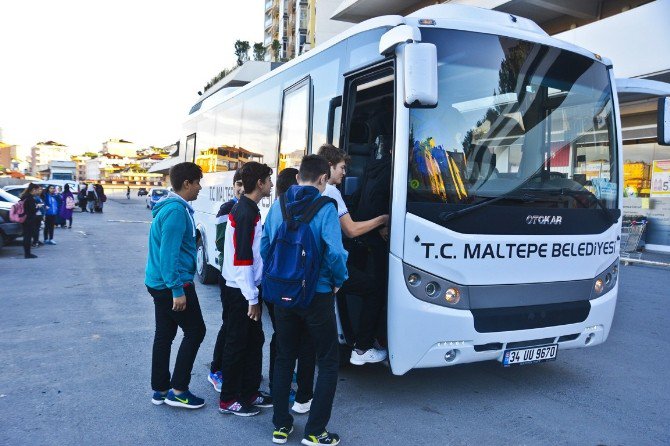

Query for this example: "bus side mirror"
[403,43,438,108]
[659,97,670,145]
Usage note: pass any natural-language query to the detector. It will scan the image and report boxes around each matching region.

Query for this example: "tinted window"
[278,79,311,171]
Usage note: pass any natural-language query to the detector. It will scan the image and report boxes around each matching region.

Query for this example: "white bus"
[180,4,636,375]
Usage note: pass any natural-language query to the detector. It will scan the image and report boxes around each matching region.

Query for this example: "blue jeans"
[272,292,339,436]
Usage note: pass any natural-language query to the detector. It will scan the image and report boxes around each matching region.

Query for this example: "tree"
[234,40,250,66]
[271,39,281,62]
[253,42,267,61]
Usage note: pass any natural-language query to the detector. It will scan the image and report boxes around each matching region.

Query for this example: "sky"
[0,0,264,158]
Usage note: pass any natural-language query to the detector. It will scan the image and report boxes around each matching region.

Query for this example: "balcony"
[265,17,273,29]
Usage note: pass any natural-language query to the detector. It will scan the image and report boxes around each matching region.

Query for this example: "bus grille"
[471,301,590,333]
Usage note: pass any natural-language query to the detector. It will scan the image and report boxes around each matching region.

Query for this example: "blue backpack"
[262,194,336,309]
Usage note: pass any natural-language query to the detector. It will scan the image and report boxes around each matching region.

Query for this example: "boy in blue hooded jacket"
[145,162,207,409]
[261,155,348,446]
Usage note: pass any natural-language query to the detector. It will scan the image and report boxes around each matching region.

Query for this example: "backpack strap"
[278,193,289,222]
[299,196,337,224]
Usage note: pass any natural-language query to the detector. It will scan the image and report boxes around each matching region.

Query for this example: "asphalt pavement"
[1,194,668,445]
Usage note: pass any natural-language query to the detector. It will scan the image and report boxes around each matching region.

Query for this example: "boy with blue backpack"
[261,155,348,446]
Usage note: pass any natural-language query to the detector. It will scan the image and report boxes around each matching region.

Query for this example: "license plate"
[502,344,558,367]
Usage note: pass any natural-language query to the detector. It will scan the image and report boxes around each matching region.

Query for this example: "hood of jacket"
[284,185,320,218]
[152,192,195,235]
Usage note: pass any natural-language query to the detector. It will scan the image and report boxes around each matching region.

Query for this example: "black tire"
[196,236,219,284]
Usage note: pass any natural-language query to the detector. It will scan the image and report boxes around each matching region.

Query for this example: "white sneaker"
[292,399,312,414]
[350,348,388,365]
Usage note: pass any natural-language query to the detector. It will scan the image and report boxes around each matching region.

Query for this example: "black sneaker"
[272,426,293,444]
[218,400,260,417]
[25,254,38,259]
[248,390,273,408]
[301,432,340,445]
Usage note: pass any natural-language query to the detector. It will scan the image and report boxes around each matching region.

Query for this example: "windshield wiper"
[527,187,618,224]
[440,192,537,223]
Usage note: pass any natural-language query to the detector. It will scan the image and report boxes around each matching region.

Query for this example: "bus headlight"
[425,282,440,298]
[594,278,604,294]
[407,273,421,286]
[445,288,460,305]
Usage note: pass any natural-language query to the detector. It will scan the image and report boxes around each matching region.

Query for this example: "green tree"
[253,42,267,61]
[234,40,250,66]
[271,39,281,62]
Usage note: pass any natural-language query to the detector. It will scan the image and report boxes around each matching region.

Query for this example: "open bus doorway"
[334,64,395,364]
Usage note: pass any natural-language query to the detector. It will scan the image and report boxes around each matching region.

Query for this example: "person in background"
[126,185,131,200]
[86,184,97,213]
[219,162,273,417]
[207,168,244,393]
[42,185,59,245]
[145,162,207,409]
[79,185,88,212]
[95,184,106,213]
[33,187,44,247]
[20,183,42,259]
[59,184,75,229]
[54,187,65,228]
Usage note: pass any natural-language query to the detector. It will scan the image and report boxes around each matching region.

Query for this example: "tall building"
[30,141,69,175]
[264,0,316,61]
[0,141,17,170]
[102,139,139,158]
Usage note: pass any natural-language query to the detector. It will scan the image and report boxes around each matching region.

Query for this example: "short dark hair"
[239,162,273,193]
[298,155,329,183]
[233,168,242,184]
[317,143,350,166]
[276,168,299,195]
[170,162,203,191]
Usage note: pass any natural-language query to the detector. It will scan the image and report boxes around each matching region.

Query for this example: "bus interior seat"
[347,121,375,182]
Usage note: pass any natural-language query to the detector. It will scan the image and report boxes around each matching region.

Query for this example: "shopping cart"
[620,221,647,264]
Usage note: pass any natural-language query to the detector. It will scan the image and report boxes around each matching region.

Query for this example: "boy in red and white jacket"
[219,161,273,417]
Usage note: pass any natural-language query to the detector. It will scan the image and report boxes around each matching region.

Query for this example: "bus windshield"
[408,29,618,223]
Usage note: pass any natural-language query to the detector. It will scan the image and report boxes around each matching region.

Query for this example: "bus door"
[334,61,395,349]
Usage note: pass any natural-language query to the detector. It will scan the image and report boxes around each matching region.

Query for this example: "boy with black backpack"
[261,155,348,446]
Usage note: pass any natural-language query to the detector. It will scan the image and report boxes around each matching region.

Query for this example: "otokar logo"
[526,215,563,225]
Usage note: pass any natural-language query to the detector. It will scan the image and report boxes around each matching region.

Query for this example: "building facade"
[101,139,139,158]
[0,142,17,170]
[30,141,69,175]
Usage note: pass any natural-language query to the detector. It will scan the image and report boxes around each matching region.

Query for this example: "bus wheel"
[196,237,219,284]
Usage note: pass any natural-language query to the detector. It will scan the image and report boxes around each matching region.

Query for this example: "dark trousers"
[22,220,35,256]
[220,285,264,403]
[210,275,227,373]
[266,301,316,404]
[148,284,206,391]
[273,293,339,436]
[341,261,385,351]
[33,216,42,244]
[44,215,56,240]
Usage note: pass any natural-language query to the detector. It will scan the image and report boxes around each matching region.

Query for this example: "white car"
[2,184,28,199]
[0,189,23,249]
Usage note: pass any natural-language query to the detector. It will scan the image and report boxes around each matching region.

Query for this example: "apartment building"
[30,141,69,175]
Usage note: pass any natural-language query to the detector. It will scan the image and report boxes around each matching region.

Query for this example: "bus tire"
[196,236,219,284]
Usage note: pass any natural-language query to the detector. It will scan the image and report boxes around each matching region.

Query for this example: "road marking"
[107,220,151,224]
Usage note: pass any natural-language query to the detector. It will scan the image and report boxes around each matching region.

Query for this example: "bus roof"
[188,4,610,118]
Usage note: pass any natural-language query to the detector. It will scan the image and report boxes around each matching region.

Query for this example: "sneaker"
[272,426,294,444]
[45,240,56,245]
[164,390,205,409]
[218,399,260,417]
[24,254,38,259]
[350,347,388,365]
[301,431,340,445]
[292,398,312,414]
[151,390,168,405]
[208,371,222,392]
[248,390,273,408]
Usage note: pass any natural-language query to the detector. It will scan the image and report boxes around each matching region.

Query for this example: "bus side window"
[185,133,196,164]
[278,77,311,172]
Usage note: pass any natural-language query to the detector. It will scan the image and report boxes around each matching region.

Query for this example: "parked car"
[0,189,23,249]
[146,188,169,209]
[2,184,28,199]
[137,187,148,197]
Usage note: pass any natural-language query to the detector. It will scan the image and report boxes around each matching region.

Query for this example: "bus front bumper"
[387,256,618,375]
